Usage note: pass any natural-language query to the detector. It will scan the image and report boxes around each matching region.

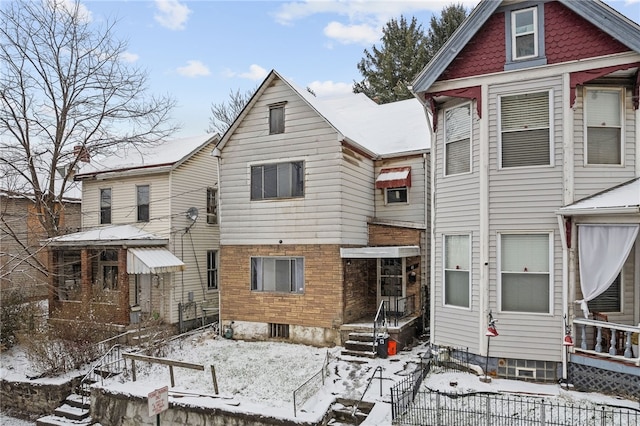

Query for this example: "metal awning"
[127,247,185,274]
[340,246,420,258]
[375,167,411,189]
[557,178,640,216]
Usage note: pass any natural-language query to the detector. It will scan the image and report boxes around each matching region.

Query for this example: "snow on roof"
[76,134,217,177]
[283,74,430,156]
[559,178,640,215]
[46,224,167,246]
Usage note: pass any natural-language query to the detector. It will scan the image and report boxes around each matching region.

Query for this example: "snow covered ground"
[1,327,638,425]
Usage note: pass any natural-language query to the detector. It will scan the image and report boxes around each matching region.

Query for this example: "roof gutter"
[556,206,640,216]
[75,164,174,181]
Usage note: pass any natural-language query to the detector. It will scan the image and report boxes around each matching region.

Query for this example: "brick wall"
[220,244,344,330]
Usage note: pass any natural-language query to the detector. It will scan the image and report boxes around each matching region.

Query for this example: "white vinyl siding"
[512,7,537,60]
[499,233,552,314]
[444,103,471,176]
[500,91,551,168]
[584,88,622,165]
[220,78,373,245]
[443,234,470,308]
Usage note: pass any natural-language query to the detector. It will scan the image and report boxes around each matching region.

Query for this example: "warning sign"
[148,386,169,417]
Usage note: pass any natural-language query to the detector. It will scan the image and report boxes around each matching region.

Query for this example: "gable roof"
[218,70,430,158]
[558,178,640,216]
[74,133,219,180]
[411,0,640,94]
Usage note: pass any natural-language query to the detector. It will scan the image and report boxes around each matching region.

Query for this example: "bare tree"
[0,0,178,242]
[207,87,255,135]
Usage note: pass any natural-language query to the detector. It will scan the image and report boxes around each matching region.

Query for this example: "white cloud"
[307,80,353,97]
[50,0,92,23]
[238,64,269,81]
[120,52,139,63]
[274,0,481,45]
[323,21,380,45]
[154,0,191,31]
[176,60,210,78]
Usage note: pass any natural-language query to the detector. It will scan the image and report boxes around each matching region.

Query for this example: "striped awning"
[376,167,411,189]
[127,248,185,274]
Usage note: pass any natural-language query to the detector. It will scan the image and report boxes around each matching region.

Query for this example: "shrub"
[0,289,42,350]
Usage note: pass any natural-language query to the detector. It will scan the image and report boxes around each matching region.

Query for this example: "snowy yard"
[1,327,639,425]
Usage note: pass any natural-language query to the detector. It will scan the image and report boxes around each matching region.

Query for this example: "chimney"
[74,145,90,163]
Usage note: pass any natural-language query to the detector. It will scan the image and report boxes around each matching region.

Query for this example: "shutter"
[501,92,549,131]
[589,274,621,312]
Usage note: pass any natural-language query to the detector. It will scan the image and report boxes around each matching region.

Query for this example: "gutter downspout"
[211,147,222,325]
[557,214,569,383]
[479,84,490,354]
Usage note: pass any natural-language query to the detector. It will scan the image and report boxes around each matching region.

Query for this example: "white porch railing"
[572,318,640,366]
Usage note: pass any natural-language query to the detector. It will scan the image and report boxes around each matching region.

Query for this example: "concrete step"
[36,414,93,426]
[65,393,90,410]
[53,403,90,421]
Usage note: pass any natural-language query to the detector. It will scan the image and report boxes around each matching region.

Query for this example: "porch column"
[47,248,57,316]
[80,249,92,306]
[118,247,130,325]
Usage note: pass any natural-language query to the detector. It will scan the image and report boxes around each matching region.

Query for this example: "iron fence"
[391,348,640,426]
[393,389,640,426]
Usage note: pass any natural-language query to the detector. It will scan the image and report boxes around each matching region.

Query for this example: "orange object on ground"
[388,340,397,356]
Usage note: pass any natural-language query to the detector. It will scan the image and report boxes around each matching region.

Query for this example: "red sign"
[148,386,169,417]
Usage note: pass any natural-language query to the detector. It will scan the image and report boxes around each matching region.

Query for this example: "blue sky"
[81,0,640,138]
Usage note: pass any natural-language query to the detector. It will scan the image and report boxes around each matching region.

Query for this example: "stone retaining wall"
[92,387,327,426]
[0,376,80,416]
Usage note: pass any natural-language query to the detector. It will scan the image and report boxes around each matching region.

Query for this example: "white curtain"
[577,224,639,317]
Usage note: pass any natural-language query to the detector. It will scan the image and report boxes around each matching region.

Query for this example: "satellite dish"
[186,207,199,221]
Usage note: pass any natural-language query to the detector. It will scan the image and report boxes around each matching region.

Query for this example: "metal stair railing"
[78,343,126,405]
[372,300,388,353]
[351,365,384,425]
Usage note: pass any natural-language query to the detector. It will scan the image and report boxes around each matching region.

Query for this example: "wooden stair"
[341,332,377,358]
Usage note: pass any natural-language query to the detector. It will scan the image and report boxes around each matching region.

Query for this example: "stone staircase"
[36,393,93,426]
[341,332,377,358]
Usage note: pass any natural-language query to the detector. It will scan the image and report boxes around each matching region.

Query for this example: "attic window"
[375,167,411,189]
[512,7,537,60]
[269,102,286,134]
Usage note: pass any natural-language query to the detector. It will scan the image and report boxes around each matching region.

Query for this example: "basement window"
[269,323,290,339]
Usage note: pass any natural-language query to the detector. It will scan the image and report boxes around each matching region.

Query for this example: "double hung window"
[100,188,112,224]
[500,91,550,168]
[585,88,622,165]
[444,104,471,175]
[500,233,551,313]
[512,7,537,60]
[207,187,218,224]
[137,185,150,222]
[207,250,218,290]
[444,235,470,308]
